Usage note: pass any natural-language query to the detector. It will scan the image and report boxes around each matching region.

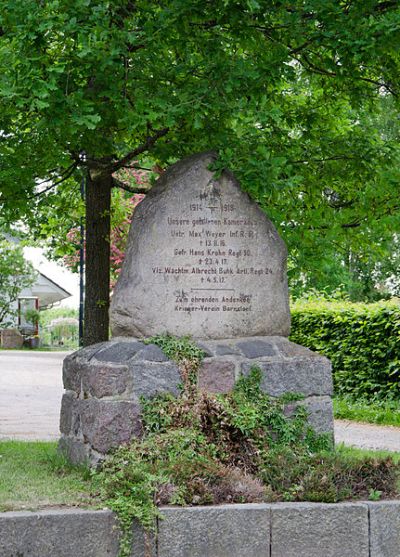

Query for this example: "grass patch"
[334,396,400,427]
[0,441,96,511]
[336,443,400,463]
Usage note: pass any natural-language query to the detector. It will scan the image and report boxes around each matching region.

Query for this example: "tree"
[63,188,145,288]
[1,1,400,343]
[0,240,36,327]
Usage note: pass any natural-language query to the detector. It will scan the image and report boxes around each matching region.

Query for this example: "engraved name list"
[151,187,273,316]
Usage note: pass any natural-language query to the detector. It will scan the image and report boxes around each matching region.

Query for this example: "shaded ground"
[1,350,400,452]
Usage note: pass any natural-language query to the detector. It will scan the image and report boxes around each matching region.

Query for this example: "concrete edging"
[0,501,399,556]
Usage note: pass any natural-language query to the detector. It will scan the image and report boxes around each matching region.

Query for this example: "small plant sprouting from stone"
[144,333,205,392]
[92,359,400,557]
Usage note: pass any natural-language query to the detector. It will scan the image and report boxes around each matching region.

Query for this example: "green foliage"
[1,0,400,300]
[290,299,400,399]
[93,364,399,556]
[145,334,204,367]
[334,396,400,427]
[39,307,79,348]
[39,307,78,326]
[0,240,36,327]
[145,334,205,389]
[261,446,398,504]
[24,308,40,326]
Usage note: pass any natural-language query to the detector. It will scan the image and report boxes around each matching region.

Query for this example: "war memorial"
[10,152,393,557]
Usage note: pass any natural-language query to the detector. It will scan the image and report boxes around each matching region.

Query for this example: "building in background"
[0,238,78,347]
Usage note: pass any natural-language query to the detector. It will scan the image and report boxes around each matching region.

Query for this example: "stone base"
[59,336,333,465]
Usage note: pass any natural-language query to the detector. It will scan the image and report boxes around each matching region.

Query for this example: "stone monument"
[110,151,290,339]
[59,152,333,465]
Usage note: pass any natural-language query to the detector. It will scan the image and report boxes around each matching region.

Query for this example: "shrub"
[93,353,400,557]
[40,308,79,347]
[290,299,400,399]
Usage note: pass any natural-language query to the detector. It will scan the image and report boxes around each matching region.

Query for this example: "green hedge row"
[290,300,400,400]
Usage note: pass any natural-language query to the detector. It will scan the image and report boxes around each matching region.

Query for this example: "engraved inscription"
[154,186,272,315]
[110,151,290,340]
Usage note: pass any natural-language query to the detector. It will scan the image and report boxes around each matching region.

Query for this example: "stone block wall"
[59,336,333,465]
[2,502,400,557]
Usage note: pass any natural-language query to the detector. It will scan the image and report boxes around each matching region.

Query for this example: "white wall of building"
[23,247,80,309]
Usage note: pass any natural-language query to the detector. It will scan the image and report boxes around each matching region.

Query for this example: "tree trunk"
[83,168,112,346]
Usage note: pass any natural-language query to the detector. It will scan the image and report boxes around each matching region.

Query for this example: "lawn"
[0,439,399,514]
[0,441,96,512]
[334,397,400,427]
[335,443,400,463]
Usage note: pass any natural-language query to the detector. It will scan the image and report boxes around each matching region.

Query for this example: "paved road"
[1,351,400,452]
[334,419,400,452]
[0,351,69,441]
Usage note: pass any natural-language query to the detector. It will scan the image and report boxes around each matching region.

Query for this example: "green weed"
[93,362,400,557]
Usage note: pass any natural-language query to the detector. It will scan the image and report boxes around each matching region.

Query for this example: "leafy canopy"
[1,1,400,296]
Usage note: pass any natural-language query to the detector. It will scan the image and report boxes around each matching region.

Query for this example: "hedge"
[290,300,400,400]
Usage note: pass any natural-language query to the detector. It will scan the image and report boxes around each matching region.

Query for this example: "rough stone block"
[274,338,320,359]
[369,501,400,557]
[271,502,369,557]
[237,338,277,358]
[110,151,290,339]
[196,342,214,357]
[74,342,110,361]
[0,509,151,557]
[127,362,181,398]
[137,343,169,362]
[0,328,23,349]
[82,362,130,398]
[284,396,334,435]
[94,340,145,363]
[198,359,236,393]
[241,357,333,397]
[60,335,334,462]
[58,436,89,465]
[62,354,80,393]
[59,391,80,435]
[80,399,142,453]
[214,343,241,356]
[158,504,271,557]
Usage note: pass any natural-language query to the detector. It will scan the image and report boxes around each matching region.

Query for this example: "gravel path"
[335,419,400,452]
[1,350,400,452]
[0,350,69,441]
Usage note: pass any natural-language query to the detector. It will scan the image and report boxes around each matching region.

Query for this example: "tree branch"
[110,127,169,173]
[297,53,397,96]
[290,155,359,164]
[0,163,78,206]
[30,162,78,199]
[112,177,150,194]
[120,164,153,171]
